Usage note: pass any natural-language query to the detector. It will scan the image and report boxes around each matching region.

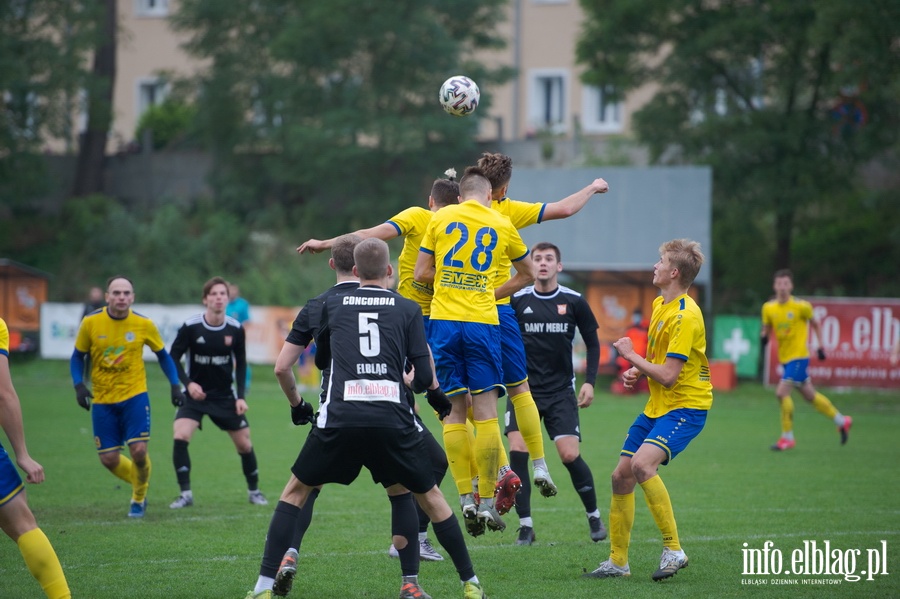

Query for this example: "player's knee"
[558,447,580,464]
[610,466,634,489]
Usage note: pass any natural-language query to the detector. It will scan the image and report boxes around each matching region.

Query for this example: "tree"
[135,98,198,150]
[170,0,511,222]
[0,1,101,212]
[72,0,116,196]
[577,0,900,308]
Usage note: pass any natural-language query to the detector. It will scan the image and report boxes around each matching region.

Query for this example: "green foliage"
[0,1,104,205]
[170,0,510,219]
[2,360,899,597]
[577,0,900,308]
[134,99,198,150]
[29,195,334,304]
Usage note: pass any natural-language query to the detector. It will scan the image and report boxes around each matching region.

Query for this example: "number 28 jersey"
[420,201,529,325]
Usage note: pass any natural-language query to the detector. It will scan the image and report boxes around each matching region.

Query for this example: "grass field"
[1,358,898,599]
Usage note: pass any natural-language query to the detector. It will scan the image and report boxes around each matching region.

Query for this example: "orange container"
[709,360,737,391]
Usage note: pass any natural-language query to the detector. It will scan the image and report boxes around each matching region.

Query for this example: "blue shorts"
[422,315,431,340]
[429,320,505,398]
[0,441,24,507]
[621,408,707,465]
[92,392,152,454]
[498,304,529,387]
[781,358,810,385]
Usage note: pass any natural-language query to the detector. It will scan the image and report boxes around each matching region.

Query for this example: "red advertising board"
[764,297,900,389]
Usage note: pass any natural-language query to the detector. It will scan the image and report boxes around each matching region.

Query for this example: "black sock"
[173,439,191,491]
[390,493,419,577]
[240,449,259,491]
[290,488,319,548]
[564,455,597,513]
[418,430,448,533]
[510,450,531,519]
[260,501,301,578]
[432,514,475,581]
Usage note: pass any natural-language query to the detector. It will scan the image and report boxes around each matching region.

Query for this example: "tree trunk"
[72,0,116,197]
[774,206,794,270]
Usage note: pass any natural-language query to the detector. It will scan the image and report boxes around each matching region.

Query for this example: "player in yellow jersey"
[70,276,185,518]
[0,318,71,598]
[476,152,610,514]
[415,166,534,535]
[761,269,852,451]
[585,239,712,582]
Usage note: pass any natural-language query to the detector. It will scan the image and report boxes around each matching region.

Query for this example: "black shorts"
[175,396,248,432]
[291,426,437,494]
[504,386,581,441]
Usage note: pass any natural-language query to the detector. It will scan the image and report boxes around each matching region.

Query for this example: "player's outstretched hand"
[171,384,187,407]
[74,382,93,411]
[817,348,826,361]
[291,398,315,425]
[426,388,453,421]
[297,239,327,254]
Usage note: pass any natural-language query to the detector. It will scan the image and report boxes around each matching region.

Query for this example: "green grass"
[1,358,899,598]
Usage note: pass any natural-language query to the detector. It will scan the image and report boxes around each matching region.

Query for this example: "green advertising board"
[712,315,762,378]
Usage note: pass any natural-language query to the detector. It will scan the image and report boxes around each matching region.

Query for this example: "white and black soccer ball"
[439,75,480,117]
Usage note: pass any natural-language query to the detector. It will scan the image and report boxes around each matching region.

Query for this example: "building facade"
[101,0,650,154]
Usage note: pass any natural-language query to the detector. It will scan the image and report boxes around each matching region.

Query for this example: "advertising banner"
[40,303,302,364]
[763,297,900,389]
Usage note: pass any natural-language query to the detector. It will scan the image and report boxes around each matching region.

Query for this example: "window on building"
[4,90,38,140]
[135,0,169,17]
[529,70,568,133]
[137,78,168,117]
[582,85,624,134]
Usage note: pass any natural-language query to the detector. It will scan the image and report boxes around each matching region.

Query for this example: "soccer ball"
[439,75,480,117]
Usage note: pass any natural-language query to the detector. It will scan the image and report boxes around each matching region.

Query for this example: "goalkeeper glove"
[171,384,187,407]
[817,348,826,361]
[426,387,452,421]
[74,383,93,411]
[291,398,315,426]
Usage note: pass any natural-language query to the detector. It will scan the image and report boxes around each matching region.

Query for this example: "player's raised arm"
[298,223,398,254]
[541,178,610,221]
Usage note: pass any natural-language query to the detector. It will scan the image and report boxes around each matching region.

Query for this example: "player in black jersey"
[245,239,485,599]
[167,277,267,509]
[506,242,608,545]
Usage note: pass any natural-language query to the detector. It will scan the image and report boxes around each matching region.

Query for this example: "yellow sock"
[640,475,680,551]
[609,493,635,567]
[780,396,794,434]
[110,453,133,484]
[812,392,838,419]
[17,528,71,599]
[473,418,504,500]
[443,423,474,494]
[131,454,152,502]
[510,391,544,461]
[465,419,479,484]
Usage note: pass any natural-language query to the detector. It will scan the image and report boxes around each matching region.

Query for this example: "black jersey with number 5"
[314,286,430,429]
